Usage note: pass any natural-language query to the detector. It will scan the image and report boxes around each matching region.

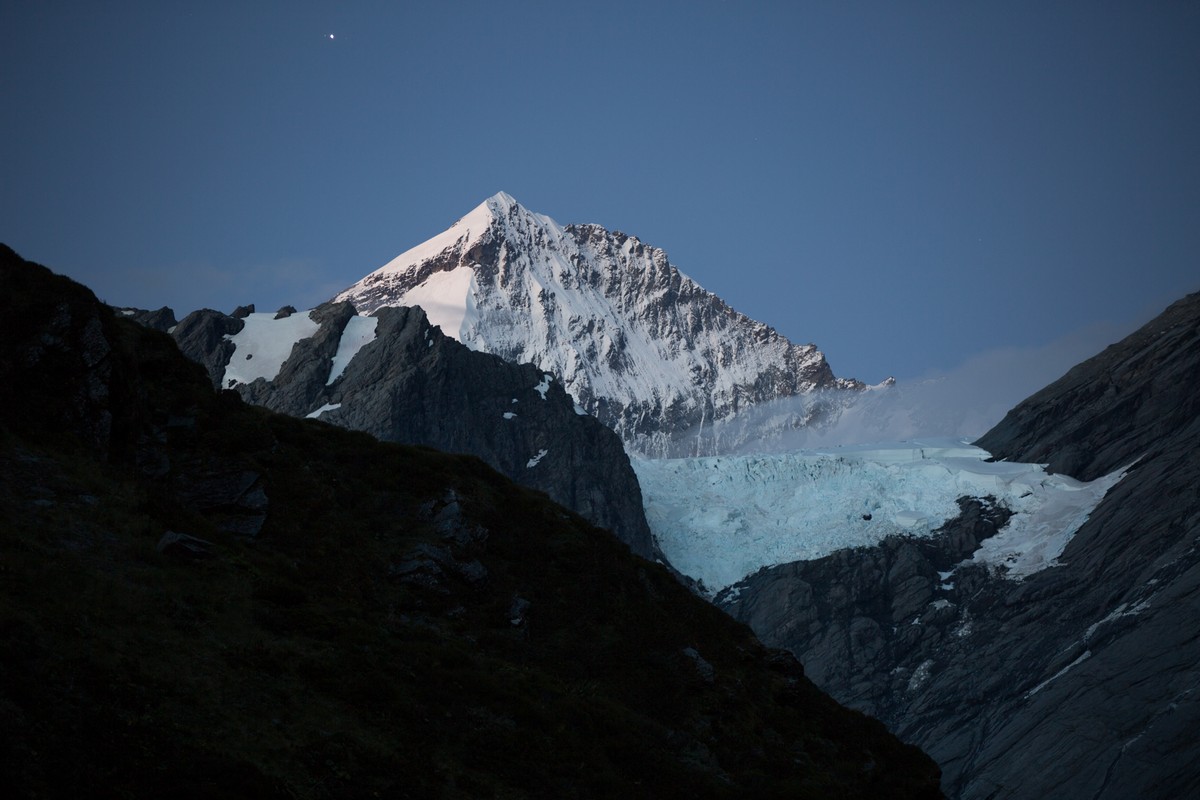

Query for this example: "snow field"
[223,312,320,387]
[397,268,477,341]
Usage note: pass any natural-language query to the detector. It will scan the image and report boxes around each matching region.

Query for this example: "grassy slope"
[0,246,942,798]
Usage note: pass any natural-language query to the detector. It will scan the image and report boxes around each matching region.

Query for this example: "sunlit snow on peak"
[400,268,477,342]
[366,200,497,279]
[337,193,837,453]
[485,190,519,212]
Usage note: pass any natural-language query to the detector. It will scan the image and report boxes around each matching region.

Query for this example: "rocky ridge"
[335,192,861,455]
[719,292,1200,799]
[170,300,656,559]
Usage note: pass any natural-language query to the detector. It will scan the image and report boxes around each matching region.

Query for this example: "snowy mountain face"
[335,192,859,455]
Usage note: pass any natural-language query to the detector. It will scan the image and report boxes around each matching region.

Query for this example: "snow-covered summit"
[363,192,550,285]
[335,193,860,453]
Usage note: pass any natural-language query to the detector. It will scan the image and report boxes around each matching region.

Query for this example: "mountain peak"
[335,196,853,453]
[484,190,520,213]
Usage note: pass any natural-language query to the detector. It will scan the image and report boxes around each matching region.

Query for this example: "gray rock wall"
[975,291,1200,480]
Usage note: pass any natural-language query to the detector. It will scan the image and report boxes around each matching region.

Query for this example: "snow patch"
[362,199,497,278]
[327,315,379,385]
[534,374,552,400]
[970,464,1129,579]
[894,510,930,529]
[526,449,548,468]
[503,412,517,420]
[305,403,342,419]
[1026,650,1092,697]
[908,659,934,692]
[223,311,320,386]
[1084,600,1152,642]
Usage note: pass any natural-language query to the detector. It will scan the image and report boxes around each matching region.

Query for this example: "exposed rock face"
[172,308,244,389]
[335,192,860,454]
[975,291,1200,480]
[115,306,177,332]
[171,461,269,537]
[721,497,1013,720]
[721,293,1200,799]
[169,302,656,559]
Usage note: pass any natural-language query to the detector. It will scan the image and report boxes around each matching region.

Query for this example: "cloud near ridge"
[670,319,1136,456]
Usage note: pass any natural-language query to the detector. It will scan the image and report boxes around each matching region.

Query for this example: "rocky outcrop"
[172,308,244,388]
[720,497,1013,720]
[720,293,1200,799]
[115,306,177,332]
[170,302,656,559]
[170,460,269,537]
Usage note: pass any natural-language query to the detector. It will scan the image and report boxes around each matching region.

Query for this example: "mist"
[670,320,1133,457]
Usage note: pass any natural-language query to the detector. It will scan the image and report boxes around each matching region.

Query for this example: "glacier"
[633,439,1127,593]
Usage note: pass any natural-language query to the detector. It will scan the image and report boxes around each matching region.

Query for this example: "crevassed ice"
[633,438,1126,593]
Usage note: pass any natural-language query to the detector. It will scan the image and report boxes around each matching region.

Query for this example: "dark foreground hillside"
[0,244,943,798]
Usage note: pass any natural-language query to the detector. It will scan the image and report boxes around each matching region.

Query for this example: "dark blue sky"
[3,1,1197,385]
